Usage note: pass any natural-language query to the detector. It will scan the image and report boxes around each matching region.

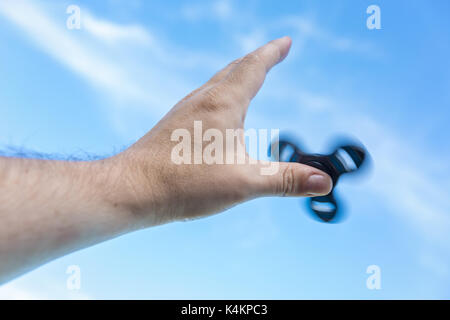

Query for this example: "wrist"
[101,151,164,229]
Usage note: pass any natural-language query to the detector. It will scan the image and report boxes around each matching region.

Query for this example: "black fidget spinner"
[270,138,368,222]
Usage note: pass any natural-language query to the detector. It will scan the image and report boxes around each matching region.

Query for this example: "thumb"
[253,161,333,197]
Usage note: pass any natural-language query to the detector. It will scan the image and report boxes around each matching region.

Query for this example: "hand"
[0,37,332,282]
[112,36,332,227]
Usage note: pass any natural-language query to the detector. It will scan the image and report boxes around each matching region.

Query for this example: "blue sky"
[0,0,449,299]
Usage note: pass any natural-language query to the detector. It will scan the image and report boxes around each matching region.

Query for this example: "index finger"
[219,36,292,103]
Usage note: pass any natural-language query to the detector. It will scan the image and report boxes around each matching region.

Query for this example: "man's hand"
[0,37,331,283]
[113,36,332,226]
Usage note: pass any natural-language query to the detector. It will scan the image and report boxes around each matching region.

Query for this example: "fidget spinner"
[270,137,368,222]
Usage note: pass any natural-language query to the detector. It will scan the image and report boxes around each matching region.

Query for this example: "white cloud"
[0,0,375,126]
[0,0,153,106]
[83,12,153,45]
[295,91,336,111]
[182,0,233,22]
[333,115,450,257]
[280,15,378,55]
[0,0,226,126]
[234,14,379,59]
[235,29,267,54]
[212,0,233,20]
[351,117,450,246]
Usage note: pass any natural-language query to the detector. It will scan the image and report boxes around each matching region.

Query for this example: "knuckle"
[199,86,226,111]
[228,58,242,69]
[243,53,262,68]
[240,53,266,81]
[280,164,297,196]
[199,84,245,113]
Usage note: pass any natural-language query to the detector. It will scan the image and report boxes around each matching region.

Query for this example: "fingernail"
[305,174,332,196]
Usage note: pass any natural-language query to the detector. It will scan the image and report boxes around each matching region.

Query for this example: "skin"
[0,37,332,284]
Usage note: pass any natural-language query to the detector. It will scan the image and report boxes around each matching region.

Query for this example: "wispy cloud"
[182,0,233,22]
[232,13,380,59]
[0,0,376,130]
[0,0,225,124]
[280,15,378,55]
[83,12,153,46]
[350,116,450,246]
[0,0,152,106]
[235,30,267,54]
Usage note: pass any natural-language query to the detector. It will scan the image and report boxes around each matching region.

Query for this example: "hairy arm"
[0,37,332,284]
[0,157,138,283]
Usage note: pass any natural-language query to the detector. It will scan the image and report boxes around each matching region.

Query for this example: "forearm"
[0,156,139,283]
